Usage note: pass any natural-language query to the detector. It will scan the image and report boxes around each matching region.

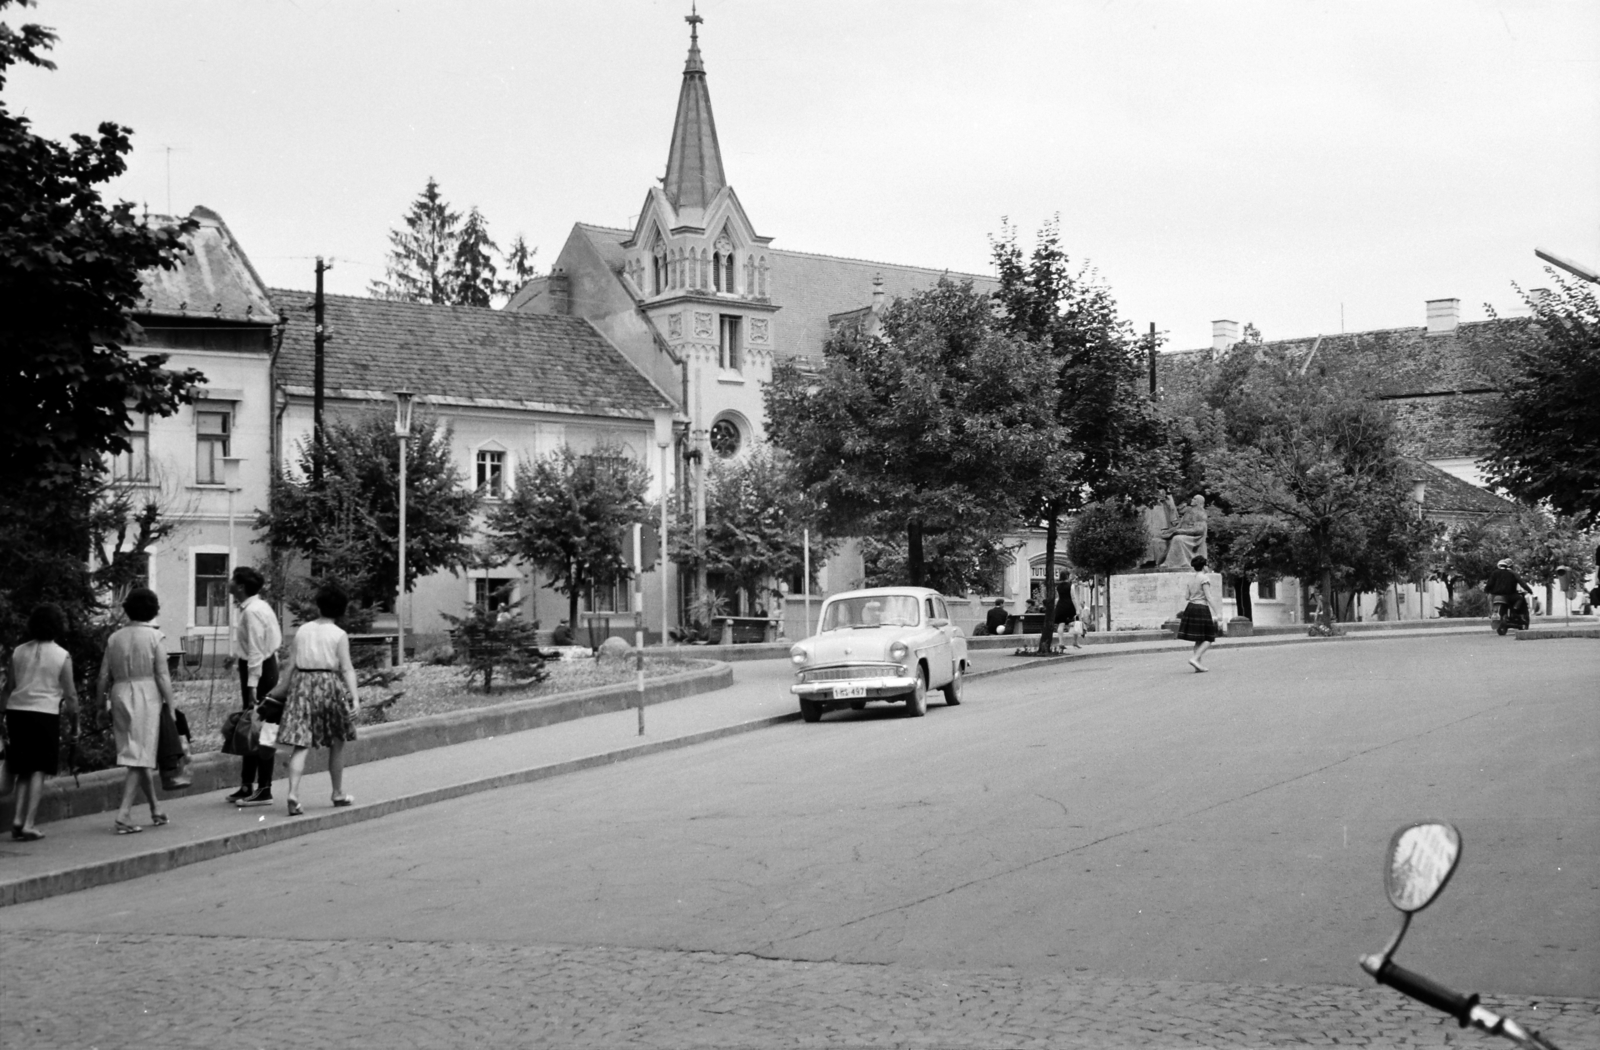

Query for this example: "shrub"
[441,597,545,693]
[1438,587,1490,618]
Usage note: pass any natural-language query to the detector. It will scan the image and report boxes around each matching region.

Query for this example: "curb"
[1,710,797,908]
[31,660,734,825]
[1515,627,1600,640]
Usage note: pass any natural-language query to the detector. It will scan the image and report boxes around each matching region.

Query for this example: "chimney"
[548,267,571,316]
[870,274,886,317]
[1530,287,1552,313]
[1211,319,1240,353]
[1425,298,1459,336]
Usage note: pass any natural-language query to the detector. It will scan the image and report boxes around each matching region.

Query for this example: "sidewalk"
[0,618,1575,907]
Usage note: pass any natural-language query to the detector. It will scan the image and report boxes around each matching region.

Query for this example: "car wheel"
[849,701,867,710]
[800,699,823,723]
[904,668,927,717]
[941,663,963,706]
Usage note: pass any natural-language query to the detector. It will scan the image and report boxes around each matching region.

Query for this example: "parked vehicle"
[1360,821,1563,1048]
[788,587,968,722]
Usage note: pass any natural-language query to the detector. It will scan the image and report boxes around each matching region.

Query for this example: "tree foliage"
[368,177,535,308]
[670,446,827,604]
[764,277,1062,587]
[1476,276,1600,528]
[1066,502,1150,628]
[991,218,1174,646]
[859,527,1017,595]
[0,1,204,649]
[440,590,545,693]
[257,411,479,611]
[1204,371,1439,626]
[486,444,652,628]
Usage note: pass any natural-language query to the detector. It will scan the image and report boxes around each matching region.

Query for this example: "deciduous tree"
[765,278,1061,587]
[258,411,479,613]
[991,219,1174,648]
[1066,501,1149,630]
[1477,276,1600,528]
[486,444,652,629]
[0,0,204,645]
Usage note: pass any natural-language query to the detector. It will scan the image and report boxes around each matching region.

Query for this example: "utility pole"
[1148,322,1158,397]
[313,257,330,488]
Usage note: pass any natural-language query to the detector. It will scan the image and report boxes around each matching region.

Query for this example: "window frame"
[718,314,742,371]
[191,547,232,631]
[194,405,232,485]
[475,446,508,500]
[112,411,152,483]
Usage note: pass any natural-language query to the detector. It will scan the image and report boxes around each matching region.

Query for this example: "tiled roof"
[137,207,278,325]
[1404,458,1521,519]
[1156,319,1525,461]
[573,224,996,362]
[270,289,673,420]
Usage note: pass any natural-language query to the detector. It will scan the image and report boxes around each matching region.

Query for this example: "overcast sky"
[11,0,1598,351]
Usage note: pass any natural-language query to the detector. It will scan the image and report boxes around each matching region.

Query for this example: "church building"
[511,11,995,611]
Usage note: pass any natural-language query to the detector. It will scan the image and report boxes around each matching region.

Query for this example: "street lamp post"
[654,407,674,646]
[394,389,415,667]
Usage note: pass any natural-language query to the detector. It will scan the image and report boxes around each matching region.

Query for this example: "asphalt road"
[2,634,1595,1048]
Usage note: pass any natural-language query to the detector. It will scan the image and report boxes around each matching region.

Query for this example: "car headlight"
[790,644,810,667]
[889,640,909,661]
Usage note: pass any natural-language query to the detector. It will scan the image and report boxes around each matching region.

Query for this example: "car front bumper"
[791,674,916,701]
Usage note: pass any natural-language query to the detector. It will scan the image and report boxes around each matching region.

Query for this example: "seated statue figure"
[1158,494,1209,570]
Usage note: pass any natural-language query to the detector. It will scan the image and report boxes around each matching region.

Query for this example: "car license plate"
[832,683,867,700]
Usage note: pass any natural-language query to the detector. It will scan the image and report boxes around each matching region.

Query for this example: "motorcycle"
[1491,593,1530,636]
[1360,821,1563,1048]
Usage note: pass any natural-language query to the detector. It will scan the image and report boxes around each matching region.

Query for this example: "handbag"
[220,710,252,756]
[157,704,185,772]
[256,696,285,724]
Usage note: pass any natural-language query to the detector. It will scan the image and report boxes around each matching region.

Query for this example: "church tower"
[621,8,776,461]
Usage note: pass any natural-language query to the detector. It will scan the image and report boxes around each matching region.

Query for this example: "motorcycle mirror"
[1385,821,1462,913]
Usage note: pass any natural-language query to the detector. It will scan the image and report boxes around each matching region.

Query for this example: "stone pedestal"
[1227,617,1254,637]
[1109,571,1221,630]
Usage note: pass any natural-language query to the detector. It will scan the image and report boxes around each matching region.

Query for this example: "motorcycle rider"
[1483,558,1532,625]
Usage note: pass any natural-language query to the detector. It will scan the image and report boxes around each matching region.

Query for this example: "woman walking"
[267,583,361,816]
[2,604,79,841]
[98,588,174,833]
[1176,555,1225,672]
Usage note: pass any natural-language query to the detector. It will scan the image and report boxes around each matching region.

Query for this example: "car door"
[922,595,953,686]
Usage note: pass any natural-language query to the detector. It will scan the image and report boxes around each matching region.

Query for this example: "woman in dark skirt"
[1176,555,1225,672]
[2,604,79,840]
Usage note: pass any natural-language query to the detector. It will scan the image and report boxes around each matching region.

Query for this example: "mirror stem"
[1362,912,1412,976]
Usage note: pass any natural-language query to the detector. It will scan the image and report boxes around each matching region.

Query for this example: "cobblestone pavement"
[5,930,1596,1049]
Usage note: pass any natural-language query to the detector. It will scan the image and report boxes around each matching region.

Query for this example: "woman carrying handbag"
[265,583,362,816]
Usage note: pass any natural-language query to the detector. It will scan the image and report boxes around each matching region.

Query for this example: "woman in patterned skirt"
[98,588,174,833]
[267,582,361,816]
[1176,555,1225,673]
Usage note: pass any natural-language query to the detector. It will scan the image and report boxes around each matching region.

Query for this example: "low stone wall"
[27,661,732,824]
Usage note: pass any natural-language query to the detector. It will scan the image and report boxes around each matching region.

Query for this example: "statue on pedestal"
[1141,493,1209,571]
[1158,494,1209,570]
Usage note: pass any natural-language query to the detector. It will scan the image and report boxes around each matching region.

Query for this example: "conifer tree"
[369,177,460,304]
[498,234,539,300]
[450,206,499,307]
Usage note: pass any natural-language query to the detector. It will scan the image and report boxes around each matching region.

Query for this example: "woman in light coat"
[98,588,175,833]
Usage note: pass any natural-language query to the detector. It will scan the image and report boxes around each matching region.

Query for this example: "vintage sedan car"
[789,587,969,722]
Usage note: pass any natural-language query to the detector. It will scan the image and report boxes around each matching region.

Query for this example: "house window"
[652,248,666,295]
[194,552,230,627]
[195,408,231,484]
[709,419,740,458]
[476,449,506,498]
[719,315,742,371]
[589,576,627,614]
[474,577,515,612]
[113,413,151,482]
[1258,577,1278,600]
[1222,577,1236,600]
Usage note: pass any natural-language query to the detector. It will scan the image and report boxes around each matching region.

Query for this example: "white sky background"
[10,0,1599,351]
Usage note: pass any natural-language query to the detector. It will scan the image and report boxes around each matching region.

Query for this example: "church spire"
[662,3,727,214]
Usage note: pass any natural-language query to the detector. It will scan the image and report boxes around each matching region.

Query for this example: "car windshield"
[820,595,920,631]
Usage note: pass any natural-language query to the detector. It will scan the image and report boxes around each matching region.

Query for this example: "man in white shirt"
[228,567,283,806]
